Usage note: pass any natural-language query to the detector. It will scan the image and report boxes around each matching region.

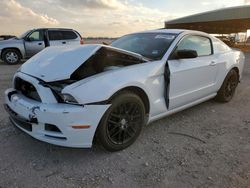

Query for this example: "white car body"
[4,29,245,148]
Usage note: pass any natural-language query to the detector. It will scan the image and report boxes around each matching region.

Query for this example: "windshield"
[18,30,32,39]
[111,33,177,60]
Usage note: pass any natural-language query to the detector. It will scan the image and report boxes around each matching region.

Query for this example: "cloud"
[0,0,59,26]
[244,0,250,4]
[0,0,174,37]
[201,2,212,6]
[24,0,173,37]
[58,0,125,9]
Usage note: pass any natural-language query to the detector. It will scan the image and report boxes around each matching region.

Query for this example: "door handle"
[209,61,216,66]
[38,42,42,45]
[62,41,66,44]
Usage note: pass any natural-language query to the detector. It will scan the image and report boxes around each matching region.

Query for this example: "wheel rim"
[106,102,143,145]
[225,75,238,98]
[6,52,18,63]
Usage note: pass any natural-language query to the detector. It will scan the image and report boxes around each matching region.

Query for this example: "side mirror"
[25,37,31,42]
[175,49,198,59]
[102,42,109,45]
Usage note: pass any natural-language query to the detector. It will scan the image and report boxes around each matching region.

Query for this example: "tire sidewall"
[97,92,146,151]
[217,69,238,102]
[2,49,21,65]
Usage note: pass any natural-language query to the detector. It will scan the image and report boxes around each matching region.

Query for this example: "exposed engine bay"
[71,46,148,80]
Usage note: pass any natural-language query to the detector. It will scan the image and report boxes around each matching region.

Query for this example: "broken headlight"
[60,93,78,104]
[40,80,79,104]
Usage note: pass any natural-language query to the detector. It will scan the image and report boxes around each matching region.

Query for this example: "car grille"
[4,104,33,132]
[14,77,41,102]
[10,116,32,132]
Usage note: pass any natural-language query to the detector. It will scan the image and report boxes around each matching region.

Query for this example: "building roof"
[165,5,250,34]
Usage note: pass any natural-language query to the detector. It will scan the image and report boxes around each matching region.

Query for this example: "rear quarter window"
[213,38,231,53]
[61,31,78,40]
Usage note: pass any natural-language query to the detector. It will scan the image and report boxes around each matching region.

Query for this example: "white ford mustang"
[4,29,245,151]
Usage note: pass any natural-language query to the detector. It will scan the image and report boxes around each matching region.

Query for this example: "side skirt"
[148,93,217,124]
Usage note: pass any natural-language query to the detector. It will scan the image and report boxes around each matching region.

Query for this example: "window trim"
[169,34,214,59]
[25,29,44,42]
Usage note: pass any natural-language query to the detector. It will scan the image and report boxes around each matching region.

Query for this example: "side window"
[48,31,63,41]
[177,35,212,56]
[213,38,230,53]
[28,30,43,41]
[61,31,78,40]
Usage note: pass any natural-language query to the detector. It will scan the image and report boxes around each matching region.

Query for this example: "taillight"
[80,38,84,45]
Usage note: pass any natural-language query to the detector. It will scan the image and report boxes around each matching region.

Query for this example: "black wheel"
[2,49,21,65]
[215,69,238,102]
[96,92,146,151]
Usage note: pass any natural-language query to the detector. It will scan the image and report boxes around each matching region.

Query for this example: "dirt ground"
[0,53,249,188]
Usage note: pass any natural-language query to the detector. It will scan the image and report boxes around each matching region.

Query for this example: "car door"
[167,35,218,110]
[48,30,66,46]
[24,30,45,57]
[61,30,80,46]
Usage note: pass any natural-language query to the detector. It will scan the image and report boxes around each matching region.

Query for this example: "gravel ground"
[0,54,249,188]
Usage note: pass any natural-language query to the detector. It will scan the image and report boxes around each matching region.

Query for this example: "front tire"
[96,92,146,151]
[215,69,239,102]
[2,49,21,65]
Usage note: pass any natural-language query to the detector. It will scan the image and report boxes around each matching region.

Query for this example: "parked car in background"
[0,28,84,65]
[216,36,235,47]
[4,29,245,151]
[0,35,17,41]
[246,37,250,45]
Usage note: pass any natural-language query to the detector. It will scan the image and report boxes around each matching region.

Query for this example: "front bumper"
[4,88,110,148]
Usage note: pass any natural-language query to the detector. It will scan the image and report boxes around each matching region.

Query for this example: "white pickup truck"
[0,28,84,65]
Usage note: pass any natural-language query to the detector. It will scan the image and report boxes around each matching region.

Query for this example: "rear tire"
[215,69,238,102]
[2,49,21,65]
[96,92,145,151]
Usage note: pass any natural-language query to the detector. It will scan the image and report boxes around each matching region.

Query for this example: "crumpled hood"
[20,44,146,82]
[20,44,102,82]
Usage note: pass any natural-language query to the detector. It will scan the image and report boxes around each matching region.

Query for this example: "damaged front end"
[39,80,79,105]
[20,44,149,105]
[69,46,148,81]
[4,44,148,147]
[19,44,148,83]
[5,71,110,148]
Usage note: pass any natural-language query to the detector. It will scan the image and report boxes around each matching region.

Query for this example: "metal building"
[165,5,250,34]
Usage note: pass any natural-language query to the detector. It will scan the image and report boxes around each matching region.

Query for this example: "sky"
[0,0,250,37]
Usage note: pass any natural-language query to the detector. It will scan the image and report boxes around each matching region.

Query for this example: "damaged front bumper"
[4,88,110,148]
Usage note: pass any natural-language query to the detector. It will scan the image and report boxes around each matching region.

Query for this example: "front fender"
[0,40,25,58]
[62,61,164,105]
[79,81,147,105]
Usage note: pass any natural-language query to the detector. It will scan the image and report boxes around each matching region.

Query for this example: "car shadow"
[0,59,26,65]
[2,98,218,158]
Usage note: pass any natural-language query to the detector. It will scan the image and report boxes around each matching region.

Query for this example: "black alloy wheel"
[215,69,239,102]
[97,92,146,151]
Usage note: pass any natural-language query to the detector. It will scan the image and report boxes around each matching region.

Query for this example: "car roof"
[34,28,75,31]
[134,29,210,36]
[139,29,187,34]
